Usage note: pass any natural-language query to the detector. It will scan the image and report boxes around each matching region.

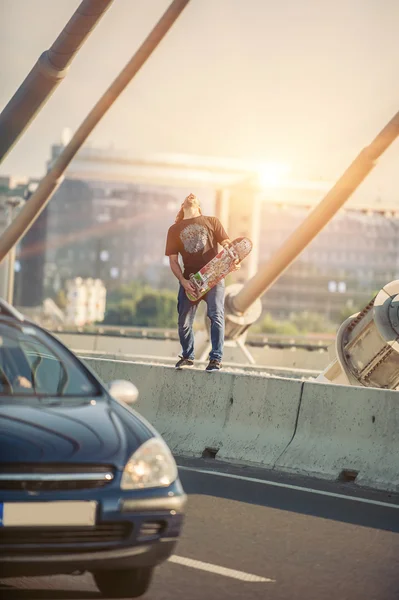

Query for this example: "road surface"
[1,458,399,599]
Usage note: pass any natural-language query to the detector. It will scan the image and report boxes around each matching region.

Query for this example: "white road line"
[178,465,399,509]
[169,555,274,583]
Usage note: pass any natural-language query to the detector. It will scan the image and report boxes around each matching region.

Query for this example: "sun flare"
[257,163,291,189]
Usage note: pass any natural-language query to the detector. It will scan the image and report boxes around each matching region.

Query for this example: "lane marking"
[169,555,274,583]
[178,466,399,509]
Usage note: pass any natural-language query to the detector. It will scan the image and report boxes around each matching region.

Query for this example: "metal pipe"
[0,0,114,163]
[233,109,399,314]
[0,0,191,265]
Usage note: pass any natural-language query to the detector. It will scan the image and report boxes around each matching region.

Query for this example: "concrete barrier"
[84,358,399,492]
[56,332,98,352]
[275,381,399,492]
[85,358,302,466]
[216,374,303,464]
[77,350,318,380]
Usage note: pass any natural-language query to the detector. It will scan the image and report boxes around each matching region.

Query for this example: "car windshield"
[0,323,101,398]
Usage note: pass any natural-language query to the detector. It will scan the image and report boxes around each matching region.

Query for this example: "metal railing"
[50,324,332,351]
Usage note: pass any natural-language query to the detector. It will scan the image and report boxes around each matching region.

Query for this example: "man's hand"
[232,258,241,271]
[181,278,198,297]
[221,239,240,271]
[14,376,32,389]
[221,239,232,249]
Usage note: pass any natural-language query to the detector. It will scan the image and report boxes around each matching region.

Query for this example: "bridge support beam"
[318,280,399,389]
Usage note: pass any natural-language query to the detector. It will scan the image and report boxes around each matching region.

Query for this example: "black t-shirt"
[165,215,229,278]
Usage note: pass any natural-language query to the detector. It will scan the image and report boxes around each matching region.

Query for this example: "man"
[165,193,238,372]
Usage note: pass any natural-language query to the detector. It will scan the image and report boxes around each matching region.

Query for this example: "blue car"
[0,301,186,598]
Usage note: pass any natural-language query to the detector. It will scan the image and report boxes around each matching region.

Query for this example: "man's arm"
[165,227,196,294]
[169,255,196,295]
[169,254,185,284]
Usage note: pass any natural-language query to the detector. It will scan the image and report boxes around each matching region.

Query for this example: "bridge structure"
[0,0,399,496]
[42,142,399,361]
[1,0,399,380]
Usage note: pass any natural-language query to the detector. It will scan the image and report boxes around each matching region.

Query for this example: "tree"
[290,311,334,334]
[254,310,335,336]
[134,290,176,327]
[254,313,299,336]
[103,300,136,325]
[103,285,178,328]
[106,282,149,308]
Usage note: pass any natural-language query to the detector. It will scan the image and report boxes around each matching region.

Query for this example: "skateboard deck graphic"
[186,237,252,302]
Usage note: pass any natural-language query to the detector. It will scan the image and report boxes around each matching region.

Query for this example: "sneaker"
[206,359,221,372]
[175,357,194,370]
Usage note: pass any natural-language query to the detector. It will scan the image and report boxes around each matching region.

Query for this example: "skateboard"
[186,237,252,302]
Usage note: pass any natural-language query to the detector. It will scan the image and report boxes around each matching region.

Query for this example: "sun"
[257,163,291,189]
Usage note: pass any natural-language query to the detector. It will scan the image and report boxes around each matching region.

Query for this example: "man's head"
[182,193,200,210]
[175,193,202,223]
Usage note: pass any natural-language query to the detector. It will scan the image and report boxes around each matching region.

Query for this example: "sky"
[1,0,399,200]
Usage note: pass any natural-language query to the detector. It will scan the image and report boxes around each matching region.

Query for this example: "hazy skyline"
[1,0,399,200]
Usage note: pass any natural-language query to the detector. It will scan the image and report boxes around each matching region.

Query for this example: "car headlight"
[121,437,178,490]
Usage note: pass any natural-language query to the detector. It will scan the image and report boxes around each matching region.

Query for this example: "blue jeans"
[177,280,225,361]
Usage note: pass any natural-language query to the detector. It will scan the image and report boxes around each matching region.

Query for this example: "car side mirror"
[108,380,139,405]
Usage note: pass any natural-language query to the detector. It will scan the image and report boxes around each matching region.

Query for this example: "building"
[44,174,184,294]
[42,142,217,299]
[0,176,31,302]
[259,202,399,322]
[65,278,106,326]
[5,137,399,322]
[13,141,213,305]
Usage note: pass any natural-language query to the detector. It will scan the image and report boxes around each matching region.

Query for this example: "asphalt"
[1,457,399,600]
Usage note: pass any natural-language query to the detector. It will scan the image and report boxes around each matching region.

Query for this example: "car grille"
[0,523,132,553]
[138,521,166,539]
[0,464,115,491]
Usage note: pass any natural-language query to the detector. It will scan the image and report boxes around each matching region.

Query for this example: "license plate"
[0,501,97,527]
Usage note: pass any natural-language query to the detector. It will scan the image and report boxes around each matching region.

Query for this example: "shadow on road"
[178,458,399,534]
[0,584,101,600]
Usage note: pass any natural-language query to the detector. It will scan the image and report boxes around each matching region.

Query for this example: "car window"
[0,324,100,397]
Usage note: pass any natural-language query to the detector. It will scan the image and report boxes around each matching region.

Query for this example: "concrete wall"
[85,358,399,493]
[85,358,302,466]
[275,381,399,491]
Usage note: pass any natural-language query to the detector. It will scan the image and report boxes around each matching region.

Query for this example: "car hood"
[0,396,152,469]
